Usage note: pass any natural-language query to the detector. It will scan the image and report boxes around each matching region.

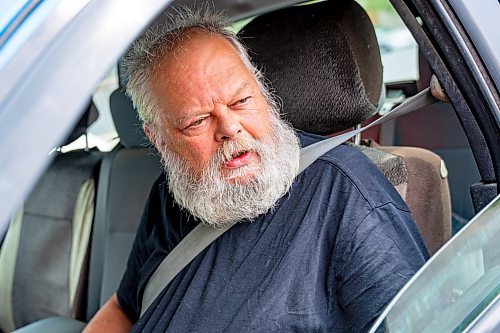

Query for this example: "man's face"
[143,29,300,227]
[147,31,273,184]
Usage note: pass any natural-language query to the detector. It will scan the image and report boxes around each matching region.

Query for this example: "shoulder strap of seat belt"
[140,88,439,316]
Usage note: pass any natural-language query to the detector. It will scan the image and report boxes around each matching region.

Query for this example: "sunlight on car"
[60,67,120,153]
[0,0,62,71]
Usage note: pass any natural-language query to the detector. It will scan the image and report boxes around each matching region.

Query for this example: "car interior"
[0,0,493,332]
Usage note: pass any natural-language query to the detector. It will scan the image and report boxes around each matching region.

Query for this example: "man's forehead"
[147,29,262,124]
[156,62,252,100]
[169,30,238,63]
[153,31,254,88]
[154,31,247,82]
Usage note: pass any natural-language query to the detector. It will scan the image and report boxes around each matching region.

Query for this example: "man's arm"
[83,293,133,333]
[335,204,428,332]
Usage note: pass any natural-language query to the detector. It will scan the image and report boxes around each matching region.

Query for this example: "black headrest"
[65,101,99,144]
[238,0,383,134]
[110,89,147,148]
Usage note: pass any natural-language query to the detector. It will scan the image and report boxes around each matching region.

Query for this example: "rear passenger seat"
[3,87,161,333]
[85,88,162,320]
[0,104,102,332]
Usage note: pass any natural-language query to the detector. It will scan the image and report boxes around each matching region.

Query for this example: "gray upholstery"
[85,89,160,321]
[0,101,103,332]
[110,89,147,149]
[239,0,383,134]
[13,316,86,333]
[352,142,409,189]
[0,151,101,332]
[86,90,162,320]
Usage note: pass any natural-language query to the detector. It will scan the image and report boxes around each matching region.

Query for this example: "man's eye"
[233,97,250,106]
[189,118,205,127]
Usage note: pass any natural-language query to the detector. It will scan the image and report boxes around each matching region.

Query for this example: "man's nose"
[215,111,242,141]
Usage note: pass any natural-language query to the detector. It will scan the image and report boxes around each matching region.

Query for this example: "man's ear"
[144,124,159,147]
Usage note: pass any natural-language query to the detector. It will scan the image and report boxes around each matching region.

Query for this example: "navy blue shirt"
[117,133,429,332]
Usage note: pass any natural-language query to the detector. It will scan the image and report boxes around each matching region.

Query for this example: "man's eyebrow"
[175,81,252,125]
[231,81,251,99]
[175,111,203,127]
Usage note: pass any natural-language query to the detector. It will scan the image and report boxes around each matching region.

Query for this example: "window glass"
[370,195,500,332]
[0,0,61,71]
[61,67,119,152]
[88,67,120,149]
[356,0,419,83]
[0,0,30,30]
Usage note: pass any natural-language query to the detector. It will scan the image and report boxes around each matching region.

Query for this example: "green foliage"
[356,0,402,28]
[356,0,394,12]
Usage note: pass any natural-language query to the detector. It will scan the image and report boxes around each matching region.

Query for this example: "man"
[85,7,428,333]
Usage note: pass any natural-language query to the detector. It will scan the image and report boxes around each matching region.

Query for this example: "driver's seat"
[238,0,451,254]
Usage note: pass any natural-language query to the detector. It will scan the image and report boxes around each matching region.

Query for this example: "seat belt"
[140,88,439,316]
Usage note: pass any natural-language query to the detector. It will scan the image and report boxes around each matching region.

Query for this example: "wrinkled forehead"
[162,29,240,65]
[149,30,260,117]
[153,32,246,87]
[156,33,249,86]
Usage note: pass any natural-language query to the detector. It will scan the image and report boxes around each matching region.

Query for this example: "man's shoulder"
[317,143,379,176]
[297,132,407,211]
[298,131,385,182]
[298,131,379,170]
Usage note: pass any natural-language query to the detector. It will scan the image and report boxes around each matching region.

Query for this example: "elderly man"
[85,8,428,333]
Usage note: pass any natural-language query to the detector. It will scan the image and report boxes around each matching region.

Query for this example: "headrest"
[110,89,147,148]
[238,0,383,134]
[65,101,99,144]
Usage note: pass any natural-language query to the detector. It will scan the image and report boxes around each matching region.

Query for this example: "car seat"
[7,87,162,333]
[238,0,451,254]
[85,87,162,320]
[0,103,102,332]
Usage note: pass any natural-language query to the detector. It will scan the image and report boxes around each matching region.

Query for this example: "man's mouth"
[224,150,255,168]
[232,150,248,158]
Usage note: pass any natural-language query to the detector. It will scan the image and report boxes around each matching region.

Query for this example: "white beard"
[158,110,300,228]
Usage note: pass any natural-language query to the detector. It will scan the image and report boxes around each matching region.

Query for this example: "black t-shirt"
[117,133,429,332]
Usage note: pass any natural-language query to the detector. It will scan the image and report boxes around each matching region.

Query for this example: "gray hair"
[122,6,276,127]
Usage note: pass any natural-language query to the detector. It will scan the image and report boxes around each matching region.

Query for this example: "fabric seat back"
[86,89,162,320]
[238,0,451,254]
[0,150,101,332]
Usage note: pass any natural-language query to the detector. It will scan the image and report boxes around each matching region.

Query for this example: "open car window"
[357,0,418,83]
[369,194,500,332]
[60,67,120,153]
[0,0,498,330]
